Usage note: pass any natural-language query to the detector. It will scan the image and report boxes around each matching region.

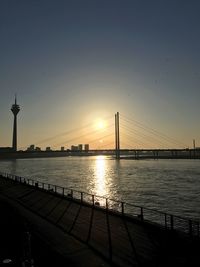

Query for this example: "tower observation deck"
[11,96,20,152]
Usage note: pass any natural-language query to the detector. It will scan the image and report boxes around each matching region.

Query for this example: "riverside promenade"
[0,173,200,267]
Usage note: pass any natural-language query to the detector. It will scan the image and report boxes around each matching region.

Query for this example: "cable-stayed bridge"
[23,112,189,150]
[4,112,199,159]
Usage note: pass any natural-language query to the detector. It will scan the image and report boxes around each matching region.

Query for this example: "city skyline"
[1,0,200,149]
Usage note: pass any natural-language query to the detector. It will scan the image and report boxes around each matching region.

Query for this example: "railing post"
[48,184,50,190]
[189,220,192,236]
[81,192,83,203]
[170,215,174,230]
[106,198,108,211]
[92,195,94,206]
[42,183,44,189]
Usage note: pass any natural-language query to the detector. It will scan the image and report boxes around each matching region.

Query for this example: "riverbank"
[1,148,200,160]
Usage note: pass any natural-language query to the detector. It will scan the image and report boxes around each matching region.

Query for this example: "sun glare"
[95,119,106,130]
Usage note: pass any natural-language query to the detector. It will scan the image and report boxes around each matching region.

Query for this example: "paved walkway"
[0,175,200,266]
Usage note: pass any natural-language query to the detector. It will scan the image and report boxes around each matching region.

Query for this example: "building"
[84,144,89,151]
[78,144,83,151]
[27,145,35,151]
[71,144,89,152]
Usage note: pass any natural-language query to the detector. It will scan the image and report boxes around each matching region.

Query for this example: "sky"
[0,0,200,150]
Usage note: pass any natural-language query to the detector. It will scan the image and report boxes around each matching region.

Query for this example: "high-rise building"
[85,144,89,151]
[11,96,20,152]
[78,144,83,151]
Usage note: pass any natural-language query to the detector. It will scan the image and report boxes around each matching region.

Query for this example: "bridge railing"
[0,172,199,238]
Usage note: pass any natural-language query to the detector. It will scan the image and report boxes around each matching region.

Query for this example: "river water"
[0,156,199,220]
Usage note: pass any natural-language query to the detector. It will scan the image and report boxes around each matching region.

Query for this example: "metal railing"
[0,172,199,238]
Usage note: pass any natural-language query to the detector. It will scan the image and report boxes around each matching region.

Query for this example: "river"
[0,156,199,220]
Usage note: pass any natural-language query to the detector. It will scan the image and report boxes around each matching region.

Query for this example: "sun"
[95,119,106,130]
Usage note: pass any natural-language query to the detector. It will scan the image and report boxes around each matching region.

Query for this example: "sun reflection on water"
[94,156,120,209]
[95,155,107,197]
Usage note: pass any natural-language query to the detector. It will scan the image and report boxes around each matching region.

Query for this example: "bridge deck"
[0,175,199,266]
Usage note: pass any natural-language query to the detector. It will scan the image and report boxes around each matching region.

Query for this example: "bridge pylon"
[115,112,120,159]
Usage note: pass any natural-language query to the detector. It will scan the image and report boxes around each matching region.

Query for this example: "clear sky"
[0,0,200,150]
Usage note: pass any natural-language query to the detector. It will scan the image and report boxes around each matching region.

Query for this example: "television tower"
[11,96,20,152]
